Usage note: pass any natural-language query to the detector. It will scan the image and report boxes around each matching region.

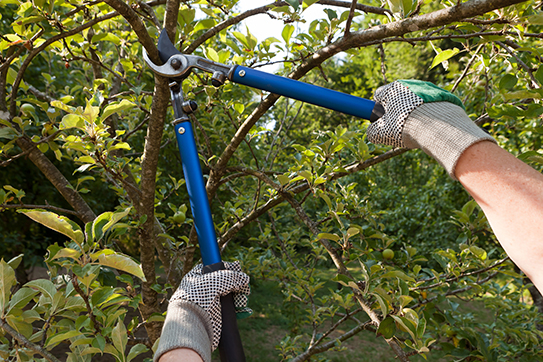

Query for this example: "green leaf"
[76,156,95,164]
[102,208,131,233]
[111,319,128,358]
[193,19,216,33]
[525,13,543,25]
[282,24,295,45]
[0,127,18,140]
[50,247,81,261]
[46,330,82,347]
[91,33,121,45]
[430,48,460,69]
[60,114,85,130]
[92,212,112,242]
[499,74,518,90]
[108,142,131,151]
[518,151,543,165]
[302,0,319,9]
[325,9,337,20]
[101,99,135,121]
[6,314,33,338]
[503,90,541,100]
[285,0,299,10]
[317,233,340,242]
[0,260,16,316]
[277,174,290,186]
[371,293,389,315]
[7,287,38,313]
[535,67,543,87]
[18,209,84,246]
[399,295,414,308]
[377,316,396,338]
[24,279,56,301]
[127,344,149,362]
[380,270,415,282]
[205,47,219,62]
[391,315,416,340]
[401,0,413,16]
[91,251,146,281]
[416,316,427,339]
[469,245,487,260]
[7,254,23,270]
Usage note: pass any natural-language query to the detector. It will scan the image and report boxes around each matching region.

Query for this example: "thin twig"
[0,203,79,216]
[343,0,358,37]
[496,40,540,89]
[452,43,484,92]
[378,44,387,84]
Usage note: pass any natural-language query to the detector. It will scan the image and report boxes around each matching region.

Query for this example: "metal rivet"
[178,127,185,134]
[171,58,182,70]
[238,70,246,77]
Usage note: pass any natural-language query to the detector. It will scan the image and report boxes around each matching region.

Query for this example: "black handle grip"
[202,262,246,362]
[218,293,246,362]
[370,102,385,123]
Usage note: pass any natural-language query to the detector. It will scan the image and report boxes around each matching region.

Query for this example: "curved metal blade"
[158,29,182,64]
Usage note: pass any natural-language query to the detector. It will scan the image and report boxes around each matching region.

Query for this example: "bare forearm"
[159,348,203,362]
[456,141,543,292]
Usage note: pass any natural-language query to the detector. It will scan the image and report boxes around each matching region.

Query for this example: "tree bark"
[136,73,170,342]
[15,136,96,223]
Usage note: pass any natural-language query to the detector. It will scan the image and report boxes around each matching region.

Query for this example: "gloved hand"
[367,80,496,179]
[154,261,251,362]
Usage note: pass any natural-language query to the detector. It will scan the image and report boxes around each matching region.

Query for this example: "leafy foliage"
[1,0,542,361]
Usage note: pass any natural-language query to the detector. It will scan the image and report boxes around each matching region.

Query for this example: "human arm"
[456,141,543,291]
[367,80,543,293]
[159,348,203,362]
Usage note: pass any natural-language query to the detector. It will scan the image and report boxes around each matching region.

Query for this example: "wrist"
[402,102,496,179]
[154,300,213,362]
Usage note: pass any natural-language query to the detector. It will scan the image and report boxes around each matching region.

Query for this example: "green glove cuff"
[397,80,464,109]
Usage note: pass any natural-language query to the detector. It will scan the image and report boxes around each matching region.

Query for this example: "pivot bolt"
[171,58,182,70]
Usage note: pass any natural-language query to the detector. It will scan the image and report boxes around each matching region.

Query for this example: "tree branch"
[413,256,510,290]
[15,136,96,223]
[103,0,160,63]
[452,42,484,92]
[0,203,79,216]
[0,318,61,362]
[291,320,374,362]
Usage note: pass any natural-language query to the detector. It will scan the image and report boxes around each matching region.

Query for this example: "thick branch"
[163,0,181,41]
[103,0,160,63]
[291,0,528,80]
[137,74,171,343]
[184,0,389,54]
[15,137,96,223]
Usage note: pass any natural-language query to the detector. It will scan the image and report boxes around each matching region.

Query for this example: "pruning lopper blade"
[143,29,233,86]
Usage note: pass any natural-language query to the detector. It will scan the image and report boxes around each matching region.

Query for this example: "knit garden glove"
[367,80,496,179]
[154,261,251,362]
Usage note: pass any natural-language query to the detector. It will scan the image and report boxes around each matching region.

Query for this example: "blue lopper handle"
[230,65,384,122]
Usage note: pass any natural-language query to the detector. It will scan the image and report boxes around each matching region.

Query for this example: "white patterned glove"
[367,80,496,179]
[154,261,251,362]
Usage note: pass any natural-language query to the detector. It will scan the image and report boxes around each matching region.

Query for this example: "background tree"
[1,0,542,361]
